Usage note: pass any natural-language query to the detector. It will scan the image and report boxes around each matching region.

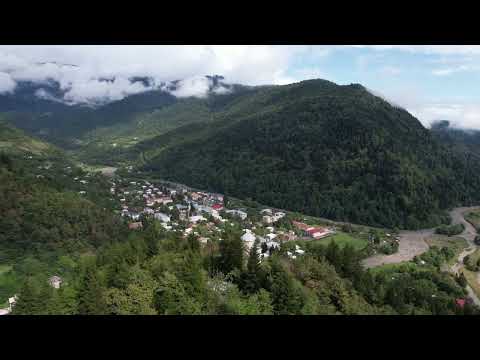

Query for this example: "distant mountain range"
[2,77,480,229]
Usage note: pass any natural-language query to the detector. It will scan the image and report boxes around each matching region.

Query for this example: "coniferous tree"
[456,272,468,288]
[241,239,262,294]
[11,278,39,315]
[268,259,304,315]
[261,242,268,254]
[77,264,107,315]
[218,228,244,274]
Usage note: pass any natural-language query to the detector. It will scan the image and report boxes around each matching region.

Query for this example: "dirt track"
[362,206,480,306]
[362,229,433,268]
[363,207,480,269]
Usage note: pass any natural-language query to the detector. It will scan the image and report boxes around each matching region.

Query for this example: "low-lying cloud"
[0,72,16,94]
[1,45,480,129]
[0,45,317,105]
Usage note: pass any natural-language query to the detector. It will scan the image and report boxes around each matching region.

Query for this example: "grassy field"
[465,210,480,231]
[462,268,480,299]
[0,265,12,275]
[368,261,420,275]
[425,235,469,266]
[468,249,480,263]
[316,232,369,251]
[464,249,480,271]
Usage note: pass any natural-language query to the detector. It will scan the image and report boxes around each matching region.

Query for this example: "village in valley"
[112,174,335,261]
[106,166,400,263]
[0,157,402,315]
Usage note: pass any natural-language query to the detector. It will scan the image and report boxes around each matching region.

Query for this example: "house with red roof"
[293,221,332,239]
[305,226,332,239]
[128,222,143,230]
[212,203,224,211]
[455,298,466,308]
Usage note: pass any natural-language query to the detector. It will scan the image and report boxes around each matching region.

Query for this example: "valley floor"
[362,229,433,268]
[363,206,480,306]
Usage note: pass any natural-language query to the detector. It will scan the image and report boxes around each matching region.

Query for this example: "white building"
[154,212,171,223]
[189,215,206,224]
[241,230,256,250]
[226,209,247,220]
[266,233,277,241]
[262,215,273,224]
[8,295,17,311]
[48,275,62,289]
[261,208,273,215]
[129,212,141,221]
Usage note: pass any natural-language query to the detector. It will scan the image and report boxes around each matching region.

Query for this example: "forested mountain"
[0,77,253,154]
[3,77,480,229]
[0,121,476,316]
[137,80,480,229]
[431,120,480,158]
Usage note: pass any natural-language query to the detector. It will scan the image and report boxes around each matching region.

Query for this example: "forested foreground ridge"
[2,77,480,315]
[0,152,478,315]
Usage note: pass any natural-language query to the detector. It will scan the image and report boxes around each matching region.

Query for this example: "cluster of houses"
[107,174,336,264]
[111,178,229,233]
[260,208,286,224]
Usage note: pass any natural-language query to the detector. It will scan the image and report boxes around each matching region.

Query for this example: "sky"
[0,45,479,129]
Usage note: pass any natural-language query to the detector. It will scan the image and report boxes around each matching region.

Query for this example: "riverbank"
[362,206,480,306]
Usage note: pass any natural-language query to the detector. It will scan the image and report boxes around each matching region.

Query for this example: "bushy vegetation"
[465,210,480,232]
[435,223,465,236]
[0,153,127,262]
[463,250,480,272]
[2,154,476,315]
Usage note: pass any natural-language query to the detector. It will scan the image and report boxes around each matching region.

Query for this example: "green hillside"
[0,119,60,156]
[138,79,480,229]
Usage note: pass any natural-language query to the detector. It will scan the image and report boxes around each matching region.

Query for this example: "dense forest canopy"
[3,78,480,230]
[139,80,480,229]
[1,154,475,315]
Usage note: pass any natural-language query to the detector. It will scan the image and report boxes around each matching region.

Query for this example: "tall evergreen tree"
[11,278,39,315]
[218,228,244,274]
[268,260,304,315]
[77,264,107,315]
[241,239,263,294]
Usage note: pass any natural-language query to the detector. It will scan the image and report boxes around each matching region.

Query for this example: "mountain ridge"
[2,77,480,229]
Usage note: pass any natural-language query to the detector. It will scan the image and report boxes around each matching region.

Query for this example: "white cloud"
[0,45,321,104]
[62,76,151,105]
[0,72,16,93]
[212,85,232,95]
[432,64,476,76]
[169,76,211,98]
[367,86,480,130]
[352,45,480,55]
[1,45,480,130]
[378,65,401,76]
[409,103,480,129]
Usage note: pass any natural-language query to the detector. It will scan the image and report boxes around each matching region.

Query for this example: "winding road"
[362,206,480,306]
